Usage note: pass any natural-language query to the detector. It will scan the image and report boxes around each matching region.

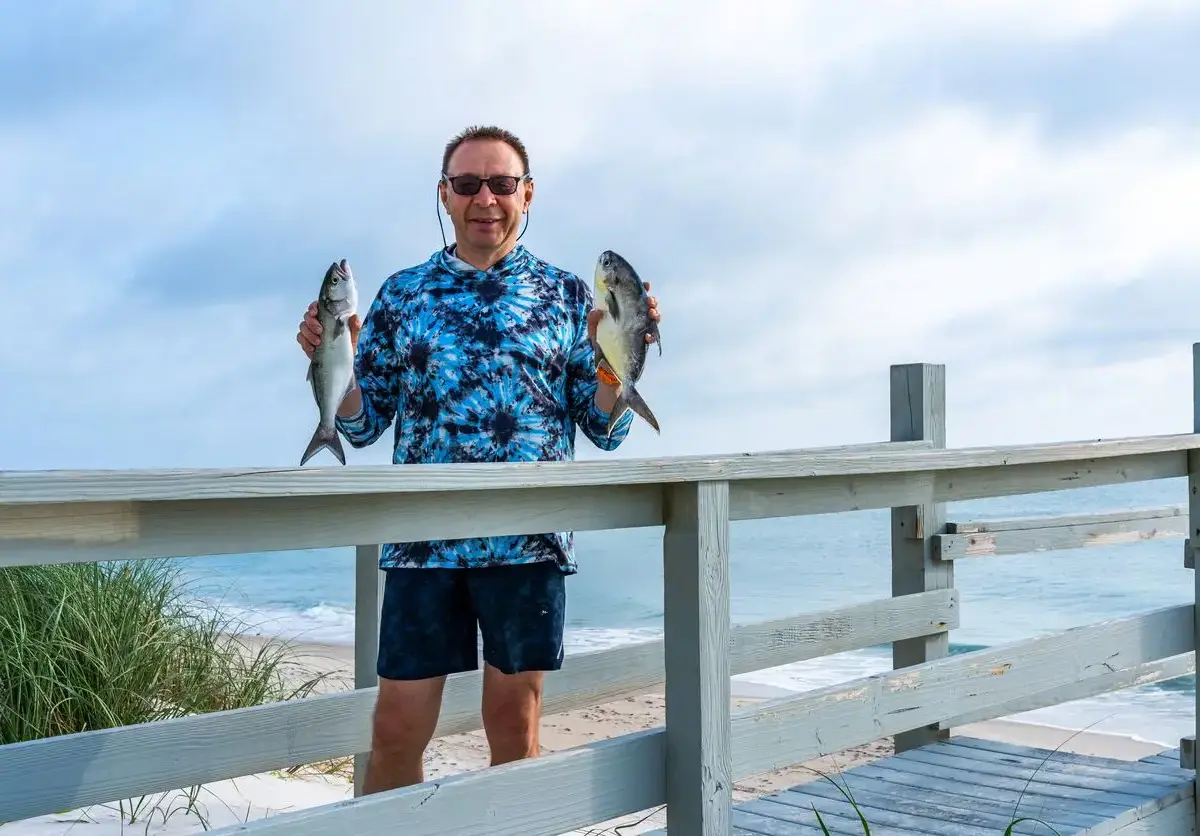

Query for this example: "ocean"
[179,476,1197,749]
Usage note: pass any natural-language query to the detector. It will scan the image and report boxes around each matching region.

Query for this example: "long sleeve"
[565,293,634,451]
[336,287,400,448]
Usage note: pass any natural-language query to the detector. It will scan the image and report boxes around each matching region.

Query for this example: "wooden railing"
[1,353,1199,834]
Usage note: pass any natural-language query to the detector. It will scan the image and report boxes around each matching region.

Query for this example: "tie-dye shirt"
[336,244,635,572]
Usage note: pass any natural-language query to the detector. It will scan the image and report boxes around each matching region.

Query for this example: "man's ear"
[523,177,535,212]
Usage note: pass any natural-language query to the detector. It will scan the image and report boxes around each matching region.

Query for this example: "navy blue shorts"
[377,561,567,681]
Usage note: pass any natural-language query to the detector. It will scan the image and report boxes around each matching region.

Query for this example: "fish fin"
[306,362,312,382]
[306,361,320,403]
[594,341,611,370]
[648,320,662,356]
[300,424,346,466]
[606,393,629,438]
[621,384,661,434]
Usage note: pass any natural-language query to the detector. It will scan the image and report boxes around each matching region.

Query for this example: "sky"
[2,0,1200,471]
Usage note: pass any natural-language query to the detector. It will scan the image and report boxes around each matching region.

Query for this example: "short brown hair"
[441,125,530,176]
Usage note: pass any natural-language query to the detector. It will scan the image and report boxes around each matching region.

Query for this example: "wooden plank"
[729,589,958,675]
[942,652,1195,728]
[1139,749,1184,768]
[0,440,928,504]
[946,505,1187,535]
[5,450,1189,569]
[1101,796,1194,835]
[945,737,1195,781]
[0,483,665,568]
[934,510,1187,560]
[662,480,732,835]
[889,363,951,753]
[730,451,1188,523]
[0,590,958,821]
[205,728,666,836]
[352,544,383,797]
[3,434,1198,505]
[730,604,1195,779]
[725,736,1196,836]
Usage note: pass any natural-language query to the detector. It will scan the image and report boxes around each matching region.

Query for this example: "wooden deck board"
[645,736,1195,835]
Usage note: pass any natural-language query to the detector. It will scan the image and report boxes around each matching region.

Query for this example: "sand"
[4,638,1173,835]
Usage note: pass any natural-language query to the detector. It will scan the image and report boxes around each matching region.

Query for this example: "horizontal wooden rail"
[195,603,1192,836]
[2,433,1196,505]
[2,448,1191,569]
[211,729,666,836]
[729,603,1194,778]
[934,505,1188,560]
[0,590,957,821]
[942,652,1195,728]
[946,505,1189,535]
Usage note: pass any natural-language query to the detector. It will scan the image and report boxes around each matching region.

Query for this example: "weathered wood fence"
[1,351,1199,834]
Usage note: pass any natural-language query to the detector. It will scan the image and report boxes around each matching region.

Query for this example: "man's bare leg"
[481,664,544,766]
[361,675,447,793]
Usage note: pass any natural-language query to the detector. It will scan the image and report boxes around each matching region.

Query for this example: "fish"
[300,259,359,466]
[592,249,662,436]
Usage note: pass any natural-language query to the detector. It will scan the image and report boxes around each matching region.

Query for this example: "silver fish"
[300,259,359,466]
[592,249,661,436]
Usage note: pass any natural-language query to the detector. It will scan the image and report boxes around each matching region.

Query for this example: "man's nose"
[472,185,498,207]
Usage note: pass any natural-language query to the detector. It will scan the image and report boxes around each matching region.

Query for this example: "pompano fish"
[300,259,359,466]
[592,249,661,436]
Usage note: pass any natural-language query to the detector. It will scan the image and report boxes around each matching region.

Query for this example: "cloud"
[2,0,1199,470]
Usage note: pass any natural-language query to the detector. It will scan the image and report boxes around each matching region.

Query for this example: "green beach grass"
[0,558,325,746]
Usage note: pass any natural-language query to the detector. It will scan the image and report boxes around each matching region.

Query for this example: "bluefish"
[300,259,359,466]
[592,249,661,436]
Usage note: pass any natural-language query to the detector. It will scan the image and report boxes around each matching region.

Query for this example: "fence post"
[662,480,732,835]
[890,362,951,754]
[353,543,384,797]
[1188,344,1200,788]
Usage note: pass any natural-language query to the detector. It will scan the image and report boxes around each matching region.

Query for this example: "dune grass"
[0,558,325,746]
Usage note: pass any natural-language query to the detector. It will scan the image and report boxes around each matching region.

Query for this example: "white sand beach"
[2,639,1172,836]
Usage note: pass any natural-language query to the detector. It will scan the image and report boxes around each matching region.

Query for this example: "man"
[295,125,662,793]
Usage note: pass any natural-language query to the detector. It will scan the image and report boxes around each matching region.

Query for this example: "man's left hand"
[587,282,663,344]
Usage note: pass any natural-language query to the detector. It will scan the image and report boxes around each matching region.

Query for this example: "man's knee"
[481,668,543,742]
[482,668,543,764]
[371,676,446,752]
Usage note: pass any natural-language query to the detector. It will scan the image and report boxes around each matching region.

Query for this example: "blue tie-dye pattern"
[335,244,635,573]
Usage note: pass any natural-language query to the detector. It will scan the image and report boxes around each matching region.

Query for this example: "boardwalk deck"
[647,736,1195,835]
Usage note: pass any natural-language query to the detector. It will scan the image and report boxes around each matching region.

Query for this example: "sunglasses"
[442,173,529,196]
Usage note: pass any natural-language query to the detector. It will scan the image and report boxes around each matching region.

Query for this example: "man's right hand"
[297,301,361,361]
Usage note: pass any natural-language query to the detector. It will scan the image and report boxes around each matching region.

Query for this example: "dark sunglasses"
[442,173,529,196]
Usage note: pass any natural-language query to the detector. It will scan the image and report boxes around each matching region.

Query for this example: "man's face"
[440,139,533,258]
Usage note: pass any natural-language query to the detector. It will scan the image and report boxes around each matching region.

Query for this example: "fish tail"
[300,424,346,466]
[606,393,629,438]
[615,385,661,435]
